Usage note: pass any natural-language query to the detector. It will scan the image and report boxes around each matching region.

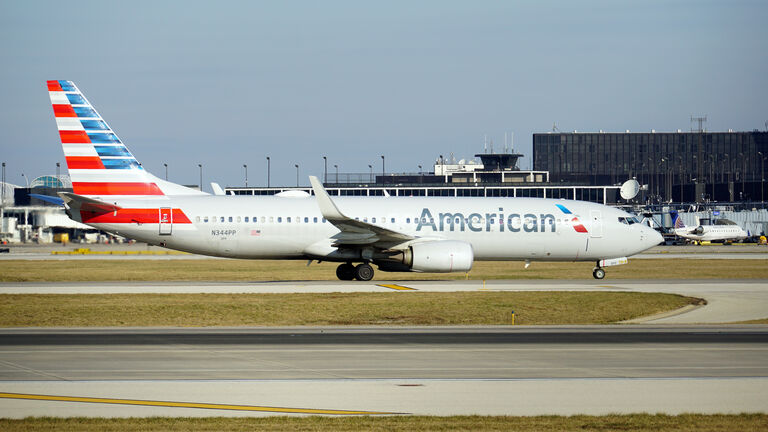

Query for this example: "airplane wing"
[58,192,122,214]
[309,176,414,247]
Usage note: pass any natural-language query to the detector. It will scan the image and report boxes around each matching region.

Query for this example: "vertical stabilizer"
[47,80,204,198]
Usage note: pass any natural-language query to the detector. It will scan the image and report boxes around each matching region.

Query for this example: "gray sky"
[1,0,766,189]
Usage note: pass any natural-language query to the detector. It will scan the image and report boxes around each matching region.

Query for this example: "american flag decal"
[250,229,261,236]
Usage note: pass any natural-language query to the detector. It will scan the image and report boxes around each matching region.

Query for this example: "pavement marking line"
[0,392,402,415]
[377,284,417,291]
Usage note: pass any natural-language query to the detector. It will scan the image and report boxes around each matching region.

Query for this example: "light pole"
[323,156,327,183]
[197,164,202,191]
[709,155,715,201]
[759,152,765,204]
[266,157,270,187]
[295,164,299,187]
[243,164,248,187]
[380,155,385,176]
[1,162,5,207]
[56,162,61,183]
[334,164,338,183]
[21,173,29,188]
[368,164,372,182]
[163,163,168,180]
[739,152,745,201]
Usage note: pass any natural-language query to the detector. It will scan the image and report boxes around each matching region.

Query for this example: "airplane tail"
[47,80,204,198]
[670,210,686,229]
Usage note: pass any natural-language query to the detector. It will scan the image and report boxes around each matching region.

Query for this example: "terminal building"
[533,130,768,203]
[230,152,620,204]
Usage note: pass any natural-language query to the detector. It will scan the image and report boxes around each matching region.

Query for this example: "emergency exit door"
[159,208,172,235]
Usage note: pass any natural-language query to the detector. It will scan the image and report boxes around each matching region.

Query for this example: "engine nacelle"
[403,240,474,272]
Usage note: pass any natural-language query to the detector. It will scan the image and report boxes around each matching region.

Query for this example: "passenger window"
[268,216,273,223]
[372,217,376,223]
[296,216,300,223]
[236,216,241,223]
[391,218,395,223]
[262,217,266,223]
[195,216,200,223]
[313,217,318,223]
[322,218,327,223]
[406,218,411,223]
[244,217,249,223]
[278,217,282,223]
[228,217,233,223]
[287,217,291,223]
[220,217,225,223]
[203,217,209,223]
[304,217,309,223]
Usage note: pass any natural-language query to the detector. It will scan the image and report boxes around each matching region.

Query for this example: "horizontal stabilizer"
[29,194,65,206]
[58,192,122,214]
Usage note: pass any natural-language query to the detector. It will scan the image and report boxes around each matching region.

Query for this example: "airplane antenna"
[510,132,514,153]
[490,139,494,154]
[690,115,707,132]
[552,122,560,132]
[483,134,487,153]
[504,132,507,153]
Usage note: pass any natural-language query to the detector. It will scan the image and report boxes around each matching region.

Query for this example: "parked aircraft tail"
[670,210,686,229]
[47,80,204,198]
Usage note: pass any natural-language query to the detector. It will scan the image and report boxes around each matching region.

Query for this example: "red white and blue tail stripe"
[48,80,202,198]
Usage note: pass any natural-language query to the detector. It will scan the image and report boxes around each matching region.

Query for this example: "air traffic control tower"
[474,152,524,171]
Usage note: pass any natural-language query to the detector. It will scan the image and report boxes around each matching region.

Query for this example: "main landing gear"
[336,262,374,281]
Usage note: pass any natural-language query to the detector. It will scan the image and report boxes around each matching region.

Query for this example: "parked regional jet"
[671,211,748,244]
[45,80,662,280]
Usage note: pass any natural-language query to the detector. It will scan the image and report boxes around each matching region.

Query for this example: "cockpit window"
[618,216,641,225]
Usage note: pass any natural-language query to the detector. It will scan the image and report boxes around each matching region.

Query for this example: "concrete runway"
[3,279,767,323]
[0,326,766,417]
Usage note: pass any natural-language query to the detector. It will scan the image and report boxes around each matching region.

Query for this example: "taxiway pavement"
[0,326,766,417]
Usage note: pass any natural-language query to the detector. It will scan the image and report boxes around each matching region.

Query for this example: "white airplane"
[44,80,662,280]
[671,211,748,244]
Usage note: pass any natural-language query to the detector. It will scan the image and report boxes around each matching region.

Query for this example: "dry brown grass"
[0,414,766,431]
[1,258,767,282]
[0,291,696,327]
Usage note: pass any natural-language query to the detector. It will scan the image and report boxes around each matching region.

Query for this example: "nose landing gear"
[592,267,606,280]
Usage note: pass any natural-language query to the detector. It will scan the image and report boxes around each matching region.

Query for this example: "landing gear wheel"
[354,263,374,281]
[592,268,605,280]
[336,263,355,281]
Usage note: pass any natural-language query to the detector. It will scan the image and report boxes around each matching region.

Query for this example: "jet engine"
[377,240,474,273]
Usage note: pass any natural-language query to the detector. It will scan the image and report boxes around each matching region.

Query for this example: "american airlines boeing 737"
[44,80,662,280]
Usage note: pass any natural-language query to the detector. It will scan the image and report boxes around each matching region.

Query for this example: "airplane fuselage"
[75,195,661,262]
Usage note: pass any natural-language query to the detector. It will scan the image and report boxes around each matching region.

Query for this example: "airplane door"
[159,208,172,235]
[590,210,602,238]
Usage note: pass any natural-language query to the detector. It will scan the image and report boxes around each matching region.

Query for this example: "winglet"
[309,176,345,221]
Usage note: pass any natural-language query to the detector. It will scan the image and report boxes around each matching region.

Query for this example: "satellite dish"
[620,179,640,200]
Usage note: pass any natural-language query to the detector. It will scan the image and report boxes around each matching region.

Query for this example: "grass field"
[0,291,697,326]
[1,258,767,282]
[1,414,766,431]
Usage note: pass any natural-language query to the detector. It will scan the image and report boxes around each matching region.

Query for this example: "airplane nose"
[646,227,663,248]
